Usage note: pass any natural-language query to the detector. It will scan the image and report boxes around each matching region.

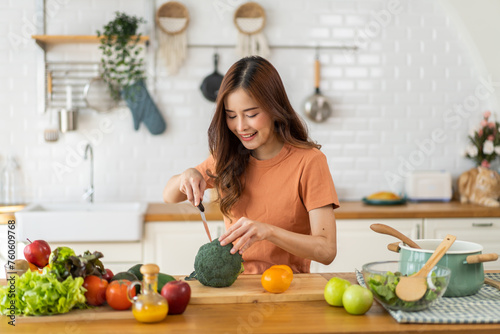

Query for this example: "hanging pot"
[200,53,224,102]
[389,239,498,297]
[303,54,332,123]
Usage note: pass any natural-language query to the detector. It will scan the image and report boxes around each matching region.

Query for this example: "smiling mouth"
[240,132,257,141]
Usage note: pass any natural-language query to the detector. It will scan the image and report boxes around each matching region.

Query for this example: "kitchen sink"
[15,202,148,242]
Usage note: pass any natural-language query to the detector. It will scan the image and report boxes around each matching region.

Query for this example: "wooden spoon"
[395,234,456,302]
[370,223,421,249]
[484,278,500,290]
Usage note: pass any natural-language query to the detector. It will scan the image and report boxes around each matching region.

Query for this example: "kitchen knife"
[197,203,212,242]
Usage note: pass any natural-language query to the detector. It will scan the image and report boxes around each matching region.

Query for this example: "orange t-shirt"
[195,143,339,274]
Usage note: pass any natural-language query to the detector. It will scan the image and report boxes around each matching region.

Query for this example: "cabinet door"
[311,219,422,273]
[424,218,500,270]
[143,221,225,275]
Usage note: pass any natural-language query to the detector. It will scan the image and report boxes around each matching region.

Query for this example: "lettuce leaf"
[0,267,87,316]
[50,247,106,282]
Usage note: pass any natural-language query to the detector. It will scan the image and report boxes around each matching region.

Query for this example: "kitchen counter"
[3,202,500,225]
[2,272,499,334]
[145,201,500,222]
[0,205,25,225]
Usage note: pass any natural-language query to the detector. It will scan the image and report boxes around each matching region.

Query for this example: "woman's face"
[224,88,281,159]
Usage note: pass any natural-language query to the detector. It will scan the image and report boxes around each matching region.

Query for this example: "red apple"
[23,239,51,268]
[161,280,191,315]
[102,268,114,282]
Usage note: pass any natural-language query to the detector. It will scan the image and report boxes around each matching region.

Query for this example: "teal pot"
[398,240,498,297]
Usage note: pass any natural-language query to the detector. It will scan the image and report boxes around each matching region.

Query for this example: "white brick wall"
[0,0,491,203]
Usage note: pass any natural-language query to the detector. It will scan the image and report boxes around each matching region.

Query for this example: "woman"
[163,56,339,274]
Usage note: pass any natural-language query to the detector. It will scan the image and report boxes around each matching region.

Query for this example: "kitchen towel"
[356,271,500,324]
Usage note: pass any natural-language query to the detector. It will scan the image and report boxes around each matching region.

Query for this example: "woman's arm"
[163,168,207,206]
[219,204,337,265]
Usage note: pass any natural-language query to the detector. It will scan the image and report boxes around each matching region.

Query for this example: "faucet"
[83,143,94,203]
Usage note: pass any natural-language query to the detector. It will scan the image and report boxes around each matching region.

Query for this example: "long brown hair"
[207,56,320,219]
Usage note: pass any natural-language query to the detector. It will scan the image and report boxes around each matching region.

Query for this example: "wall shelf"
[31,35,150,49]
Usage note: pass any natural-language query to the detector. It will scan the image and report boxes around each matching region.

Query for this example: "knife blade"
[197,203,212,242]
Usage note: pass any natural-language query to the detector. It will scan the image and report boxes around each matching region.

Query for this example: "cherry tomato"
[106,280,135,310]
[83,275,108,306]
[261,266,293,293]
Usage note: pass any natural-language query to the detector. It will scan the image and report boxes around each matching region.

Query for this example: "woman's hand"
[179,168,206,206]
[219,217,273,254]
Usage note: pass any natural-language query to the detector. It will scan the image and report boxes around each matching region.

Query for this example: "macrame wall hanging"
[234,2,270,58]
[156,1,189,75]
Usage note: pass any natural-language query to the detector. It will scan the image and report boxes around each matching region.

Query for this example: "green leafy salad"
[0,246,107,316]
[366,271,447,311]
[0,267,87,316]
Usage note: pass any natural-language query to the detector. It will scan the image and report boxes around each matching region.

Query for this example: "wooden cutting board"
[8,274,328,323]
[187,273,328,304]
[15,305,134,323]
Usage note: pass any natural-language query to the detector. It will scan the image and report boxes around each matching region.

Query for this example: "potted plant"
[97,12,166,135]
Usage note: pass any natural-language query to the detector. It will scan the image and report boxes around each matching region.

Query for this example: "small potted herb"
[97,12,166,135]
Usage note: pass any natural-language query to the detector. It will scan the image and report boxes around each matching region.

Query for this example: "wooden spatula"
[485,278,500,290]
[395,234,456,302]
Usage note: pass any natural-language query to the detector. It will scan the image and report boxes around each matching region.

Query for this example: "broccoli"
[192,238,244,287]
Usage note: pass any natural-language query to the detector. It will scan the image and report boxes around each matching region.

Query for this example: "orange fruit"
[270,264,293,277]
[261,267,293,293]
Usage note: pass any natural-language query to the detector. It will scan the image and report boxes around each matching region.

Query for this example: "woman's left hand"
[219,217,272,254]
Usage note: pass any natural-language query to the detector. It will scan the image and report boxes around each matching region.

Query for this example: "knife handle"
[198,203,205,212]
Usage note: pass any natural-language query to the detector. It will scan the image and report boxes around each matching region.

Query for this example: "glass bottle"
[1,154,24,205]
[127,264,168,323]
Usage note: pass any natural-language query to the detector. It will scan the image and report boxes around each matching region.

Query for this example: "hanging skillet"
[303,51,332,122]
[200,53,224,102]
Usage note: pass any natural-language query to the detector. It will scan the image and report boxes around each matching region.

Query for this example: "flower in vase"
[464,111,500,167]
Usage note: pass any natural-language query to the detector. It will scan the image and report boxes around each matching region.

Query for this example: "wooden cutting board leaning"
[2,274,328,323]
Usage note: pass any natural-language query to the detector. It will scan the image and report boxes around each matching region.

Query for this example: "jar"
[1,155,24,205]
[127,264,168,323]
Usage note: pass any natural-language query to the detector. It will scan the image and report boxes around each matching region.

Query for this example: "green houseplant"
[97,12,166,135]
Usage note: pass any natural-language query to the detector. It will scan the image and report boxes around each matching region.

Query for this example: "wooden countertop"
[4,201,500,225]
[2,272,499,334]
[145,201,500,222]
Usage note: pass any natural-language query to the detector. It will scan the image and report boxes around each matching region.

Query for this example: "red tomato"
[83,275,108,306]
[106,280,135,310]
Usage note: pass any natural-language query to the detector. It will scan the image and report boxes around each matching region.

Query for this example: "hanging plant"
[96,12,166,135]
[97,12,146,102]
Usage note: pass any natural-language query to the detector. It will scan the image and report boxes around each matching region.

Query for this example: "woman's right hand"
[179,168,206,207]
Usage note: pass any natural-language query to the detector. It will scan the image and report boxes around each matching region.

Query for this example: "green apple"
[324,277,351,307]
[342,285,373,315]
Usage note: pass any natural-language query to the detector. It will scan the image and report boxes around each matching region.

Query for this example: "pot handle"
[387,242,400,253]
[466,253,499,264]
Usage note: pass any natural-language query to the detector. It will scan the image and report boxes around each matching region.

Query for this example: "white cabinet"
[311,219,422,273]
[143,221,225,275]
[424,218,500,270]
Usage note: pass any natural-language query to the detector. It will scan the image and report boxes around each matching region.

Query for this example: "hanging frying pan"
[303,53,332,123]
[200,53,224,102]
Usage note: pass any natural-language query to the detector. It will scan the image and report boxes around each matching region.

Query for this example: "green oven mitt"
[122,79,166,135]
